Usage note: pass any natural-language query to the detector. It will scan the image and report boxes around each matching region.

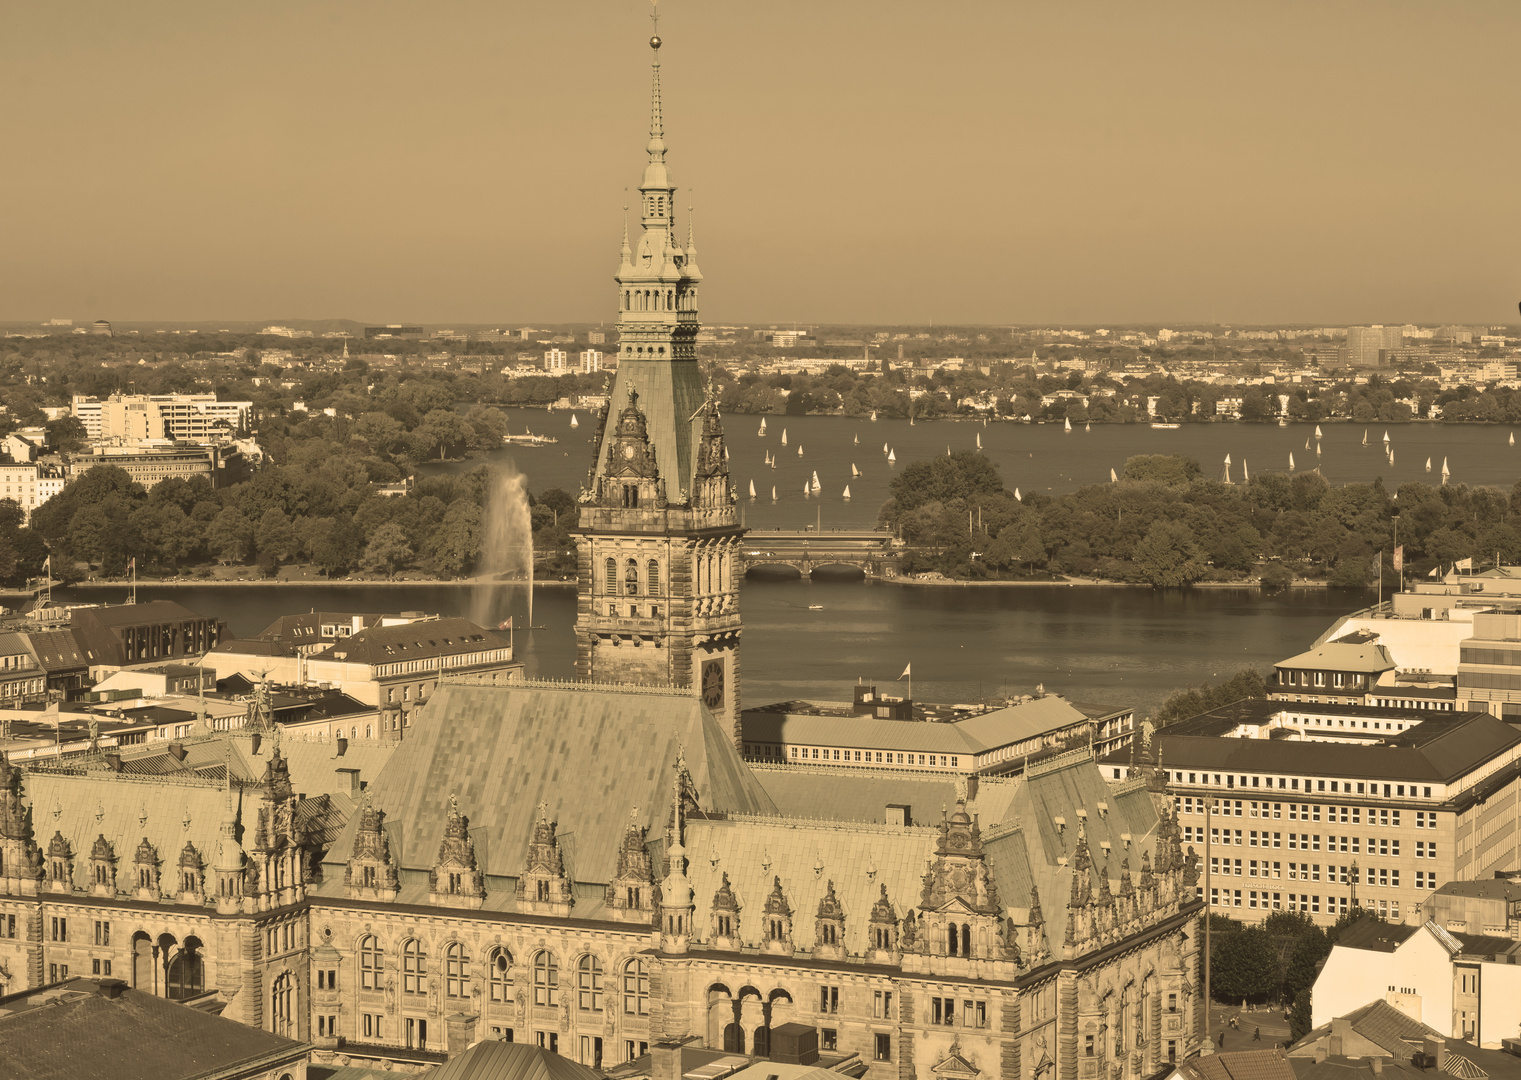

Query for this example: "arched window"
[445,943,470,999]
[271,971,294,1037]
[706,554,715,595]
[625,559,640,597]
[961,923,972,957]
[533,951,559,1006]
[718,550,728,592]
[947,924,959,956]
[360,935,382,990]
[402,939,427,995]
[622,958,649,1016]
[488,947,512,1003]
[648,560,661,597]
[167,937,204,1000]
[605,558,617,593]
[577,955,604,1011]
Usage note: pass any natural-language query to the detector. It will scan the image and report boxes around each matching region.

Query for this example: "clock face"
[701,659,725,711]
[622,444,635,460]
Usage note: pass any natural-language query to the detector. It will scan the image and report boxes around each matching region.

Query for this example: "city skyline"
[0,2,1517,326]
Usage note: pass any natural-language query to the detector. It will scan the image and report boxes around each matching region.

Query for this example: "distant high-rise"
[1345,324,1403,367]
[579,348,602,373]
[90,319,112,337]
[543,347,568,373]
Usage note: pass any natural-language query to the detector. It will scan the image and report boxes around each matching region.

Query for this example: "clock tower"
[572,15,744,743]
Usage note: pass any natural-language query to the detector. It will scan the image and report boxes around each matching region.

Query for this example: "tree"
[887,451,1007,515]
[1288,988,1313,1042]
[1123,455,1201,486]
[311,517,363,576]
[422,499,483,577]
[207,508,255,564]
[362,522,414,578]
[1132,520,1208,587]
[1210,925,1279,1001]
[254,508,299,571]
[44,415,88,453]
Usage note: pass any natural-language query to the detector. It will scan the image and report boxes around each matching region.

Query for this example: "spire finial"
[647,2,665,156]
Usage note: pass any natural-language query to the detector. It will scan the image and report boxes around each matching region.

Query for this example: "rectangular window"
[94,920,110,946]
[875,1034,892,1062]
[50,917,67,942]
[821,1029,838,1052]
[874,990,894,1019]
[820,986,839,1015]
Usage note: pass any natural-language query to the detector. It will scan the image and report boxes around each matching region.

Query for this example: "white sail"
[946,445,951,455]
[1289,452,1296,470]
[570,413,579,428]
[749,480,756,499]
[1315,442,1321,456]
[1315,425,1322,438]
[1512,433,1516,447]
[781,429,787,446]
[797,445,803,456]
[853,433,859,444]
[1064,417,1072,433]
[1014,487,1022,501]
[724,446,730,460]
[1442,456,1450,476]
[1426,457,1432,472]
[1242,459,1249,481]
[843,485,851,500]
[810,470,820,492]
[1224,453,1232,465]
[803,482,810,497]
[771,485,777,502]
[976,433,982,449]
[1110,468,1118,483]
[1362,429,1368,445]
[870,410,877,421]
[883,442,889,454]
[888,449,896,463]
[1085,421,1091,432]
[759,416,767,434]
[851,463,860,477]
[1304,438,1311,450]
[1383,430,1390,443]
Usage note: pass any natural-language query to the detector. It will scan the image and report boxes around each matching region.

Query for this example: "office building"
[70,393,252,443]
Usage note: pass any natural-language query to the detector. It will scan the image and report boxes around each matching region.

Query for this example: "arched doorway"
[131,932,153,991]
[167,936,204,999]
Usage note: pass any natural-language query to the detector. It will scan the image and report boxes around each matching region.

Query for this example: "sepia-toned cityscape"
[0,4,1519,1079]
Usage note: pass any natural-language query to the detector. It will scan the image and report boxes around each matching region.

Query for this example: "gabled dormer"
[605,811,656,923]
[867,884,899,963]
[429,794,485,908]
[177,841,204,904]
[814,880,846,961]
[711,871,742,948]
[88,834,117,898]
[344,795,400,902]
[515,803,573,915]
[760,875,794,957]
[45,831,74,895]
[594,387,665,510]
[915,801,1003,961]
[133,837,161,901]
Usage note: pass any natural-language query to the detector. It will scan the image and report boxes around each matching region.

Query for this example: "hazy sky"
[1,1,1516,327]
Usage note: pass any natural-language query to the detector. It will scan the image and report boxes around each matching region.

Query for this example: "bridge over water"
[738,529,903,579]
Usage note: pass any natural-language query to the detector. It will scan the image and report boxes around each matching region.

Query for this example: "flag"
[1456,557,1473,571]
[1392,545,1403,572]
[1373,552,1383,577]
[41,555,49,575]
[127,557,135,573]
[899,663,911,680]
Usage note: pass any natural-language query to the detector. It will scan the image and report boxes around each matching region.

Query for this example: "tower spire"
[647,3,665,165]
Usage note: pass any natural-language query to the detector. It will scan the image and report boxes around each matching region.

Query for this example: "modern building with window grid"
[1102,701,1521,927]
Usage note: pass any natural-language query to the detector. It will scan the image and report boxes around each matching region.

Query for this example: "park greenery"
[880,450,1521,586]
[1206,907,1385,1042]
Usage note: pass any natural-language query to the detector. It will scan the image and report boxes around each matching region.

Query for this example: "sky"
[0,1,1516,327]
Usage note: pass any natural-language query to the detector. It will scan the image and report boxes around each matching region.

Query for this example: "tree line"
[880,451,1521,586]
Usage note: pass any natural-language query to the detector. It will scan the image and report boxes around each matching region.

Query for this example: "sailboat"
[887,448,896,464]
[1315,425,1323,439]
[946,445,952,456]
[1242,459,1249,482]
[851,463,860,478]
[771,485,777,502]
[758,416,767,436]
[1315,441,1321,457]
[1425,456,1432,473]
[1362,429,1368,445]
[853,433,859,445]
[810,471,821,494]
[748,480,756,500]
[1441,457,1450,483]
[1222,454,1233,485]
[1110,468,1118,483]
[1064,417,1073,434]
[803,482,811,498]
[883,442,889,455]
[724,446,730,460]
[781,428,788,446]
[1383,430,1390,444]
[976,432,982,450]
[1289,452,1296,470]
[1085,421,1091,432]
[1512,433,1516,447]
[1304,438,1311,450]
[797,445,803,457]
[842,485,851,501]
[870,410,877,421]
[570,413,579,429]
[1014,487,1022,501]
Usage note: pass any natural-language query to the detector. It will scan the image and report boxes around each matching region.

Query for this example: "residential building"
[1271,635,1396,706]
[545,347,568,372]
[1288,999,1520,1076]
[1103,704,1521,926]
[581,348,603,373]
[1311,920,1521,1046]
[0,633,47,705]
[589,330,608,344]
[1346,325,1403,367]
[1456,611,1521,717]
[1420,876,1521,938]
[69,600,227,678]
[66,444,217,489]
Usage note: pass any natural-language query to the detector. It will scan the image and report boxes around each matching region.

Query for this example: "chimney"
[1424,1038,1445,1073]
[104,754,123,772]
[1314,1043,1328,1065]
[167,742,186,762]
[966,774,979,802]
[1370,1058,1383,1076]
[651,1041,687,1080]
[96,978,127,999]
[337,768,362,796]
[335,737,348,758]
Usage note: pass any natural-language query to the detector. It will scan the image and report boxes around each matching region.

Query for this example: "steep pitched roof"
[310,617,509,665]
[419,1029,619,1080]
[20,629,87,673]
[331,681,777,880]
[1277,640,1395,674]
[1178,1048,1297,1080]
[0,977,306,1080]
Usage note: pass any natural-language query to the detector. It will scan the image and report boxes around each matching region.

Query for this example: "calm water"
[433,412,1521,530]
[63,581,1368,716]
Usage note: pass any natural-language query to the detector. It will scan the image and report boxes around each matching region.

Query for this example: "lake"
[425,412,1521,530]
[62,580,1368,716]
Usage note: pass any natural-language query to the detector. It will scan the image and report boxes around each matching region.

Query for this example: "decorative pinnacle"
[647,2,665,154]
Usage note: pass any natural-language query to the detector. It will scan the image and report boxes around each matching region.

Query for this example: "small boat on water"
[810,471,821,493]
[570,413,579,429]
[1242,459,1249,482]
[1512,433,1516,447]
[1304,438,1311,450]
[797,445,804,457]
[946,445,951,455]
[1222,454,1233,485]
[1383,430,1390,444]
[1315,442,1322,457]
[1085,422,1091,432]
[870,410,877,421]
[1064,417,1072,433]
[1362,429,1367,445]
[1289,452,1296,470]
[758,417,767,436]
[724,446,729,460]
[883,442,889,455]
[1150,422,1181,430]
[1426,457,1432,472]
[781,428,788,446]
[748,480,756,500]
[1315,425,1323,439]
[808,604,823,611]
[842,485,851,501]
[851,463,860,477]
[1014,487,1022,501]
[976,433,982,450]
[1110,468,1118,483]
[771,485,777,502]
[887,449,896,464]
[853,433,858,444]
[504,430,559,446]
[1442,457,1450,483]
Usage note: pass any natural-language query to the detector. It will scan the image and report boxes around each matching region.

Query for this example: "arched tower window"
[533,951,559,1006]
[271,972,294,1037]
[648,560,662,596]
[605,558,617,593]
[577,955,604,1011]
[625,558,640,596]
[445,943,470,999]
[359,935,382,990]
[402,939,427,995]
[488,948,512,1002]
[622,958,649,1016]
